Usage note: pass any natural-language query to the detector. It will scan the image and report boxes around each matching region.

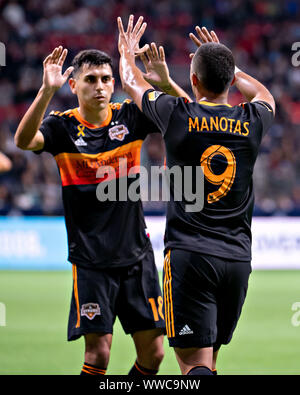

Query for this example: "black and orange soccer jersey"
[142,90,274,261]
[35,100,160,269]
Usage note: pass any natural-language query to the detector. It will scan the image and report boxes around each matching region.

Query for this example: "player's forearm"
[234,69,275,114]
[14,85,55,149]
[119,48,152,111]
[159,78,192,101]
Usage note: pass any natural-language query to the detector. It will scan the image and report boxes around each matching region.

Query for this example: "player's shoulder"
[109,98,146,121]
[238,100,274,115]
[145,90,191,117]
[109,99,133,111]
[146,90,190,105]
[237,101,274,138]
[41,109,77,132]
[48,109,76,120]
[43,109,75,124]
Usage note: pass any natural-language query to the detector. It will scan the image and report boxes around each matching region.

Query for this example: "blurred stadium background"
[0,0,300,375]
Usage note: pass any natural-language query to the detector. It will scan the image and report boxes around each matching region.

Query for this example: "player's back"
[166,100,260,208]
[142,92,274,260]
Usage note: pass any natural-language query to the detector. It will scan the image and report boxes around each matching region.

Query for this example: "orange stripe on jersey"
[54,140,143,187]
[50,109,75,117]
[109,99,132,111]
[72,264,80,329]
[72,107,112,129]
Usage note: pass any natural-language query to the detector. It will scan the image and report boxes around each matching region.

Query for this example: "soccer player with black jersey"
[118,16,275,375]
[13,17,189,376]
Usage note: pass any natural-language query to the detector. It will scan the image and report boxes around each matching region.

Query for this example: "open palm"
[117,15,148,56]
[140,43,170,88]
[189,26,220,59]
[42,46,74,91]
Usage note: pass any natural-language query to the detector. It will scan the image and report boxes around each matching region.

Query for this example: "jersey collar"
[73,106,112,129]
[198,100,232,108]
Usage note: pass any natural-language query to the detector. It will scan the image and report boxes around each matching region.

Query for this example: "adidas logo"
[75,136,87,146]
[179,325,193,335]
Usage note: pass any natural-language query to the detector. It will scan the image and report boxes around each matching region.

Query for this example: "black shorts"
[68,247,165,341]
[163,249,251,350]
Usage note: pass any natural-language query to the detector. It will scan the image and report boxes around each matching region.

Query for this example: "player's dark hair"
[192,43,235,94]
[71,49,113,77]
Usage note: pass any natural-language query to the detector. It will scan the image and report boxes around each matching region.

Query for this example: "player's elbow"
[0,156,12,173]
[14,133,28,150]
[14,135,24,150]
[4,159,12,172]
[263,90,276,115]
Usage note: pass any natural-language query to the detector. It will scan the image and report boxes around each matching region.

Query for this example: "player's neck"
[197,91,229,105]
[77,105,109,127]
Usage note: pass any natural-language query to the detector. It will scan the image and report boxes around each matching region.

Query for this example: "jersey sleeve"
[142,89,180,136]
[34,114,64,156]
[116,100,161,140]
[250,101,274,136]
[131,102,161,139]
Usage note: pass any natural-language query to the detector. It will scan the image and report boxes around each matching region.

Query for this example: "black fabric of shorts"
[163,248,251,349]
[68,246,165,341]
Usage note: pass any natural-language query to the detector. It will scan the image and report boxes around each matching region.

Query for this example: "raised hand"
[42,46,74,92]
[189,26,220,59]
[117,14,148,56]
[139,43,170,88]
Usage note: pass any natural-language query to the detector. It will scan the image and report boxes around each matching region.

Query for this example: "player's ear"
[191,73,199,87]
[68,78,77,94]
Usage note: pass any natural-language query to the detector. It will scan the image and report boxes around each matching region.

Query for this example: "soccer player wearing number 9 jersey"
[118,19,275,375]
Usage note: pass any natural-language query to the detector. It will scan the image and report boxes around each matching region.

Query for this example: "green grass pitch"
[0,270,299,375]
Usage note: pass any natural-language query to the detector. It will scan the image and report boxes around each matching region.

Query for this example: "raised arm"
[233,69,275,114]
[14,46,74,151]
[189,26,275,114]
[118,15,152,111]
[139,43,192,101]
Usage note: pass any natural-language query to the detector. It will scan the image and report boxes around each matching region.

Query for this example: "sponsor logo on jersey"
[108,124,129,141]
[148,90,163,101]
[81,303,101,320]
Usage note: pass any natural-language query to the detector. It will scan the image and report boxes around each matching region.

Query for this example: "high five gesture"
[15,46,72,151]
[118,15,191,105]
[117,15,149,56]
[42,46,74,92]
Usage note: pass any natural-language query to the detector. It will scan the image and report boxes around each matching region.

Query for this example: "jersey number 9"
[200,145,236,203]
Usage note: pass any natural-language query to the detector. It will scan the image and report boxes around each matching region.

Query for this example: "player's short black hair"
[191,43,235,94]
[71,49,113,77]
